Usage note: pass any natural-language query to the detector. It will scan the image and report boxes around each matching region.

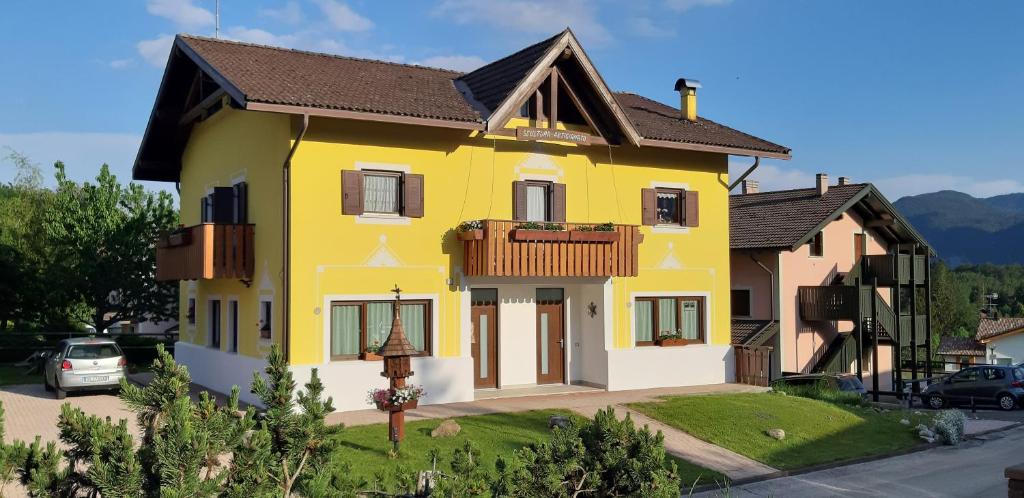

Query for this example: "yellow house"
[134,29,790,410]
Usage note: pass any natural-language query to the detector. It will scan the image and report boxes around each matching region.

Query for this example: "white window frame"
[354,162,412,225]
[648,181,690,234]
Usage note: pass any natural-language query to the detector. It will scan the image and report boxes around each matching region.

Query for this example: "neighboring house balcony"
[860,254,927,286]
[155,223,255,281]
[797,285,927,345]
[460,219,643,277]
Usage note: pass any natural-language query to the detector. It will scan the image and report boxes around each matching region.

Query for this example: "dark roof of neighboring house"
[134,30,790,181]
[731,319,779,346]
[976,316,1024,342]
[614,93,789,156]
[937,336,986,356]
[730,183,931,252]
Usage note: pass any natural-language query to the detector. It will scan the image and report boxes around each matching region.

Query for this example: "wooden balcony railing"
[461,220,643,277]
[156,223,254,281]
[798,286,859,321]
[861,254,927,286]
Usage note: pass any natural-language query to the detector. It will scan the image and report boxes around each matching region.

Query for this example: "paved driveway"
[0,384,136,445]
[698,426,1024,497]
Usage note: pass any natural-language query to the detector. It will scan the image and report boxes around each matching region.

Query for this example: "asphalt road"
[697,426,1024,497]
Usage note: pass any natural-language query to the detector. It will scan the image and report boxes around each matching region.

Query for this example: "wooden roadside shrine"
[378,284,420,452]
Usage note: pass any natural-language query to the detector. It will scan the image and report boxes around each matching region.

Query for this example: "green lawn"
[629,393,930,471]
[0,364,42,386]
[331,409,724,489]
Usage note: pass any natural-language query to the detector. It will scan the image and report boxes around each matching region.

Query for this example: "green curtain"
[401,303,426,352]
[331,305,360,356]
[635,300,653,343]
[366,302,393,350]
[681,300,699,340]
[658,298,677,335]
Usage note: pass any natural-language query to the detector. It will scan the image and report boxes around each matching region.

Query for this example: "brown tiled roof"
[457,32,563,115]
[613,93,790,156]
[937,336,986,356]
[181,35,483,123]
[730,183,869,250]
[731,319,778,346]
[976,316,1024,341]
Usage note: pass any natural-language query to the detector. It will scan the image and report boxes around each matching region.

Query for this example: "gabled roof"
[731,319,778,346]
[730,183,931,251]
[937,336,986,356]
[976,316,1024,342]
[134,31,790,182]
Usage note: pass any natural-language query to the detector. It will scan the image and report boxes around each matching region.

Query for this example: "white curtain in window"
[681,301,699,339]
[331,305,360,356]
[366,302,393,349]
[400,303,426,352]
[658,298,677,334]
[364,174,399,213]
[635,300,653,342]
[526,184,547,221]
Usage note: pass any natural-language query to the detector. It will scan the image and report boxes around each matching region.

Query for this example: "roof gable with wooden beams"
[459,29,641,145]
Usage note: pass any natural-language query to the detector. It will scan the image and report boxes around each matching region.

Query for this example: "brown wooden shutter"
[341,170,364,215]
[684,190,700,227]
[551,183,566,222]
[641,188,656,225]
[513,181,528,221]
[402,173,424,218]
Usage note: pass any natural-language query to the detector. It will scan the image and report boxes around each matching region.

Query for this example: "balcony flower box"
[569,230,619,243]
[167,230,192,247]
[510,229,570,242]
[457,229,484,241]
[361,352,383,361]
[656,337,689,347]
[374,399,418,412]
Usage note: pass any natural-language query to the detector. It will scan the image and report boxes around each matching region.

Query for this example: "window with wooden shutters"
[363,171,401,214]
[212,187,235,223]
[342,169,424,218]
[402,174,424,218]
[341,170,364,215]
[513,180,563,222]
[643,188,699,227]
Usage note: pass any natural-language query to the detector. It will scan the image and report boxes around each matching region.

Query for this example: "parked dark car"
[771,373,867,396]
[922,365,1024,411]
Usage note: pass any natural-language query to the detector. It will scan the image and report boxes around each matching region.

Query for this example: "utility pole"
[215,0,220,38]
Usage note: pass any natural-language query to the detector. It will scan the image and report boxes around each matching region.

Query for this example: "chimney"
[838,176,851,186]
[674,78,702,122]
[816,173,829,196]
[741,179,759,194]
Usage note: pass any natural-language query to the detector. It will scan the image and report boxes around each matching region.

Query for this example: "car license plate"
[82,376,108,383]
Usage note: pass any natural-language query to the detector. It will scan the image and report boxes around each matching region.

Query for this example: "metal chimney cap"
[674,78,702,91]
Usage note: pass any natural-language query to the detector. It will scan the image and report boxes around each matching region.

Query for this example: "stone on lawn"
[549,415,572,430]
[915,424,929,432]
[899,418,910,426]
[920,436,936,444]
[431,419,461,438]
[765,428,786,440]
[918,428,935,439]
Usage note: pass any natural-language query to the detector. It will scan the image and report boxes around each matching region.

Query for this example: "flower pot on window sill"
[569,230,620,243]
[656,338,690,347]
[362,352,383,361]
[375,399,418,412]
[457,229,484,240]
[510,229,569,242]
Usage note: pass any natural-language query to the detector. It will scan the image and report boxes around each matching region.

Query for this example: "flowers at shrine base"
[367,385,426,411]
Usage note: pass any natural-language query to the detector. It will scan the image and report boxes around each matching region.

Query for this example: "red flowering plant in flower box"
[366,385,425,411]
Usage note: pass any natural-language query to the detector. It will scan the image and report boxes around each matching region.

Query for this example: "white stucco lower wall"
[291,356,475,412]
[988,333,1024,365]
[604,344,734,391]
[175,341,270,407]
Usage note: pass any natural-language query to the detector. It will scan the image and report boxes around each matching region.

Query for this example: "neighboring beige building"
[729,174,933,399]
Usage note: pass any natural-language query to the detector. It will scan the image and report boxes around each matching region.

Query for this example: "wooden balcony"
[156,223,254,281]
[461,220,643,277]
[861,254,927,286]
[798,286,859,321]
[898,314,928,345]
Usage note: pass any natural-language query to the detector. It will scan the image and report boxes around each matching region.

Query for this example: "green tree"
[42,163,178,331]
[930,260,978,338]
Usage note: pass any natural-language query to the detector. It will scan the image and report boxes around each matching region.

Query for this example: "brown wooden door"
[471,289,498,389]
[854,233,866,263]
[536,289,565,384]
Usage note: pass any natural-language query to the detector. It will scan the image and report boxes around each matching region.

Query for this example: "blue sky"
[1,0,1022,201]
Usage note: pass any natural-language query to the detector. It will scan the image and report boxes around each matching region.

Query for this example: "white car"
[43,338,127,399]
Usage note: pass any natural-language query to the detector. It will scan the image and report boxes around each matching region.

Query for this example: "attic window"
[808,232,824,257]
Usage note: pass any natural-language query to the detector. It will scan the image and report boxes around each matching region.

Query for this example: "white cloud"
[108,58,134,69]
[414,55,486,72]
[728,162,814,193]
[260,1,304,25]
[146,0,214,30]
[137,34,175,67]
[314,0,374,32]
[435,0,610,46]
[626,17,675,38]
[0,132,165,191]
[665,0,733,12]
[221,27,404,62]
[873,174,1024,200]
[223,27,300,47]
